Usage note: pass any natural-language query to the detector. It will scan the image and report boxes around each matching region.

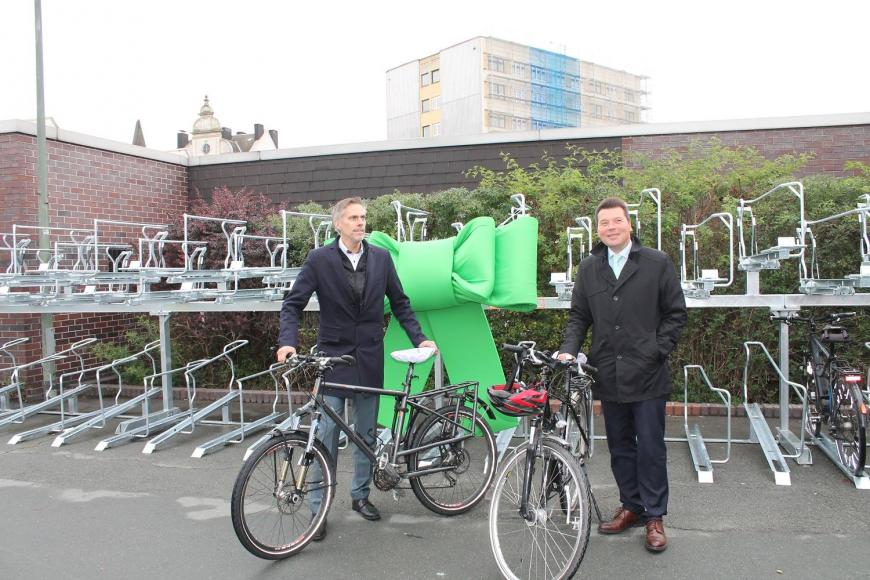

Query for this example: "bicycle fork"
[519,422,539,522]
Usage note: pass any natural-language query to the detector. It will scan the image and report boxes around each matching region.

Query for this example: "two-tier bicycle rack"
[3,186,870,489]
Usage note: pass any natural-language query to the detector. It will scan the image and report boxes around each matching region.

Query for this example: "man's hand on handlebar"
[556,352,575,362]
[276,345,296,363]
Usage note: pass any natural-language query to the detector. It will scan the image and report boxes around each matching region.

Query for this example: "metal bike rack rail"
[191,360,294,458]
[390,200,430,242]
[499,193,530,227]
[550,217,593,301]
[141,339,248,454]
[0,338,96,427]
[742,340,810,486]
[683,365,732,483]
[737,182,806,281]
[680,212,734,299]
[9,340,160,444]
[626,187,662,251]
[799,194,870,295]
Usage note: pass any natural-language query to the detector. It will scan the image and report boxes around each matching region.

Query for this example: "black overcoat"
[278,240,427,394]
[559,236,687,403]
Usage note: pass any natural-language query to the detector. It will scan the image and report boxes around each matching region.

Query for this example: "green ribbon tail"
[378,303,517,432]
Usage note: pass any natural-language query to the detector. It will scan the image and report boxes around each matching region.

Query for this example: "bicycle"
[487,341,600,580]
[230,348,497,559]
[776,311,867,476]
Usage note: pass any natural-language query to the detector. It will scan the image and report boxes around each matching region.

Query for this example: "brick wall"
[622,125,870,177]
[0,134,187,400]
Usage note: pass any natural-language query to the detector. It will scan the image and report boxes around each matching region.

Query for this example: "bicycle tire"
[407,405,497,516]
[231,432,334,559]
[489,440,591,580]
[832,382,867,476]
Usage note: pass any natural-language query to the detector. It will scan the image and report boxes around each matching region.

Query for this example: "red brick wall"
[622,125,870,177]
[0,134,187,400]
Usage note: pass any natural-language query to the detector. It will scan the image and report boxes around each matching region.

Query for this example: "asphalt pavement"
[1,412,869,580]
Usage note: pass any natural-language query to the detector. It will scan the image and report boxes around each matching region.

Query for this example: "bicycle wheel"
[407,405,497,515]
[803,357,823,438]
[231,432,334,559]
[831,381,867,476]
[489,440,591,580]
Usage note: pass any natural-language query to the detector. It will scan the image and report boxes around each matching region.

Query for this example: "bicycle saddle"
[390,347,436,363]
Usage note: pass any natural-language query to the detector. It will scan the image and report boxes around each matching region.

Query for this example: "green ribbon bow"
[368,215,539,432]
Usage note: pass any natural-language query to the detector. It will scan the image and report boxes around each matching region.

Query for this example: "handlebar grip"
[831,312,856,320]
[580,363,598,376]
[501,344,526,354]
[329,355,355,366]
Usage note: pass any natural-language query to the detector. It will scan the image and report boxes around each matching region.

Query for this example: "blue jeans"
[309,392,379,514]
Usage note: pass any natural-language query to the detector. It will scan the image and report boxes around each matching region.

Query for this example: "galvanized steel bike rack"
[390,200,430,242]
[10,340,160,445]
[680,212,734,299]
[550,217,593,301]
[682,365,731,483]
[799,194,870,295]
[742,341,810,486]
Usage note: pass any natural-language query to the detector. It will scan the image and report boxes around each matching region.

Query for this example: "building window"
[488,55,505,73]
[422,125,431,137]
[625,110,638,123]
[512,118,527,130]
[591,103,603,117]
[513,87,525,101]
[431,95,441,110]
[431,68,440,83]
[624,89,635,103]
[421,72,430,87]
[421,99,430,113]
[489,113,506,129]
[432,122,441,136]
[512,62,526,78]
[489,82,506,98]
[531,65,546,82]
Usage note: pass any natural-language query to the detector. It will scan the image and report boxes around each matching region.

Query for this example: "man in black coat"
[277,197,436,541]
[558,197,686,553]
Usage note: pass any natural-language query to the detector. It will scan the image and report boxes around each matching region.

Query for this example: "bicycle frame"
[288,360,484,481]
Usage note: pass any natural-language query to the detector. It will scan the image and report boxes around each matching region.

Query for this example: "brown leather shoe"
[645,519,667,552]
[597,507,642,534]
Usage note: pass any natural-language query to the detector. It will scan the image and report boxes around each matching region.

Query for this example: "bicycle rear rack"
[682,365,731,482]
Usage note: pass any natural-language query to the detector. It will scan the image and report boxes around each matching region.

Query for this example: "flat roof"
[2,112,869,167]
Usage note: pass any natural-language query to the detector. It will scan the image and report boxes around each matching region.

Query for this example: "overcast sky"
[2,0,868,151]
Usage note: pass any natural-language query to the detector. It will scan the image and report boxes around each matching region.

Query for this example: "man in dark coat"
[558,197,686,553]
[277,197,436,541]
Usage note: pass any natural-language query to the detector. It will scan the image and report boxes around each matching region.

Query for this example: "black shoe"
[311,515,327,542]
[351,498,381,521]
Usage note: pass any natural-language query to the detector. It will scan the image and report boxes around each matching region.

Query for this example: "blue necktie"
[610,254,625,278]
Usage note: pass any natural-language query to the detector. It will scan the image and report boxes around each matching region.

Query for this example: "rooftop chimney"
[221,127,232,140]
[177,132,189,148]
[269,129,279,148]
[254,123,264,141]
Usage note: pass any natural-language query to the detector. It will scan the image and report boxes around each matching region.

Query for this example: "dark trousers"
[601,395,668,520]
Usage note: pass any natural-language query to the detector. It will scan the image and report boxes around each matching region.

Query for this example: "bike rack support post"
[679,212,734,299]
[683,365,732,483]
[626,188,662,251]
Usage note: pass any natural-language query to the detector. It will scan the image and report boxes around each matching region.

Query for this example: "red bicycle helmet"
[487,382,548,417]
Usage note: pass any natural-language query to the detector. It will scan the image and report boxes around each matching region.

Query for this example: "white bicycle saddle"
[390,347,436,364]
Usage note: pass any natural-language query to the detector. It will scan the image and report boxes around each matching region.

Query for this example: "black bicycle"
[778,311,867,476]
[487,342,600,580]
[230,348,497,559]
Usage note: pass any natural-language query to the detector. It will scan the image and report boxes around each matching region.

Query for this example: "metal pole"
[778,319,790,432]
[157,313,174,409]
[35,0,56,389]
